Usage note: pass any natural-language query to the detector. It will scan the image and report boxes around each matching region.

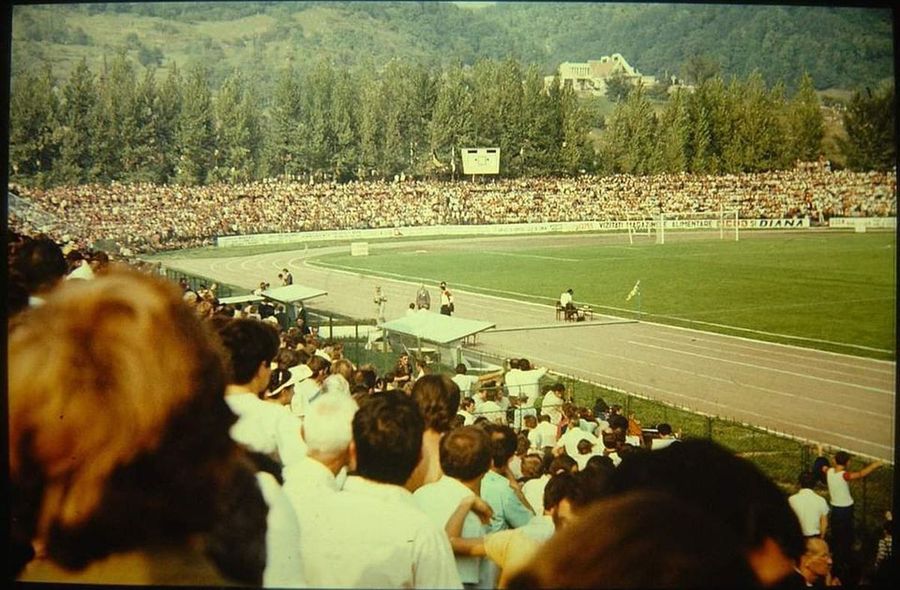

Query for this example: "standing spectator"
[298,391,462,589]
[540,383,566,427]
[414,426,494,589]
[283,393,357,545]
[515,359,548,413]
[530,414,559,451]
[824,451,883,584]
[788,471,830,538]
[408,375,462,490]
[289,355,330,418]
[374,285,387,324]
[479,424,535,588]
[214,318,307,467]
[440,281,454,316]
[416,283,431,310]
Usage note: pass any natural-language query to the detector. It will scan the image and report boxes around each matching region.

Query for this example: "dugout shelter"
[378,313,495,366]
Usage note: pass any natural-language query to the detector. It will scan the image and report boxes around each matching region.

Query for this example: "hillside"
[10,1,894,93]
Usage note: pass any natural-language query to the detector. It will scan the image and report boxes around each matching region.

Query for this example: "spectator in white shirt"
[298,391,462,589]
[290,355,330,418]
[531,414,559,450]
[458,397,477,426]
[213,318,307,587]
[516,359,548,410]
[414,426,494,589]
[540,383,565,426]
[788,471,830,538]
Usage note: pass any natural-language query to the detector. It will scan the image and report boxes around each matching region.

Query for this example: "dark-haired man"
[824,450,882,583]
[788,471,829,539]
[415,426,493,588]
[479,424,535,587]
[299,391,461,588]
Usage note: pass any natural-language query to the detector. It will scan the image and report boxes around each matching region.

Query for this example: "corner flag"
[626,280,641,302]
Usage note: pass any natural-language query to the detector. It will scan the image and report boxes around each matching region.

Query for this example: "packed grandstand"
[8,165,897,254]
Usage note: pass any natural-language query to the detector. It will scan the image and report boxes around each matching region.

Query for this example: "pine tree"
[265,65,304,179]
[9,65,60,187]
[839,84,896,171]
[787,72,825,163]
[56,58,97,185]
[175,64,214,185]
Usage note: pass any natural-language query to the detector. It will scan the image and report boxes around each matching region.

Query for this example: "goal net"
[654,208,739,244]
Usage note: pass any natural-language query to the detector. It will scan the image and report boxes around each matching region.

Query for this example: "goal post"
[654,208,740,244]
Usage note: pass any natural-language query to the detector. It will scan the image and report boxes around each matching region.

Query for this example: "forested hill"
[11,1,894,93]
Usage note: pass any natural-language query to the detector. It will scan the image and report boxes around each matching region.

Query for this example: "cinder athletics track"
[163,233,895,462]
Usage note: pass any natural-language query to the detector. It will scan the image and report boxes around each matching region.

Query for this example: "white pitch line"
[571,346,889,418]
[629,340,895,396]
[486,251,582,262]
[520,354,894,452]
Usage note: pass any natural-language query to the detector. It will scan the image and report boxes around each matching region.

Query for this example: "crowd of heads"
[9,165,896,253]
[8,225,892,588]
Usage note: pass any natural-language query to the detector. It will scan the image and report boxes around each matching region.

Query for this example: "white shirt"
[413,476,487,585]
[651,437,677,450]
[556,424,599,459]
[517,368,548,408]
[540,391,564,425]
[522,475,550,517]
[299,475,462,589]
[225,393,307,464]
[457,410,475,426]
[826,467,854,507]
[452,373,480,396]
[290,378,322,418]
[475,400,505,424]
[559,291,573,307]
[788,488,830,536]
[504,369,524,399]
[255,471,306,588]
[282,456,340,513]
[531,421,558,449]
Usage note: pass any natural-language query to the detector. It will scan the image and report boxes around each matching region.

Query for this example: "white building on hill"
[546,53,657,96]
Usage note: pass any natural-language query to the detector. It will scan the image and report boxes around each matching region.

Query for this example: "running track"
[163,234,896,462]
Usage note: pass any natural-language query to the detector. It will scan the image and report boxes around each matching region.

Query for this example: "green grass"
[310,232,896,358]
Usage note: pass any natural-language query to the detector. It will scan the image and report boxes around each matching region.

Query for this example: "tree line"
[8,54,896,189]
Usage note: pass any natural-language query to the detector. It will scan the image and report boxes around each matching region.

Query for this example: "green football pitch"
[310,231,896,358]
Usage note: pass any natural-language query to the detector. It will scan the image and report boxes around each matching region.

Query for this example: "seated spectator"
[298,391,462,588]
[10,270,246,584]
[458,396,477,426]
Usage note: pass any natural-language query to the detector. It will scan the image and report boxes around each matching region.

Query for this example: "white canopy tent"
[378,312,495,364]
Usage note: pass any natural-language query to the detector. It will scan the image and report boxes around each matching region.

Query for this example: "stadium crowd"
[8,165,896,254]
[8,228,893,588]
